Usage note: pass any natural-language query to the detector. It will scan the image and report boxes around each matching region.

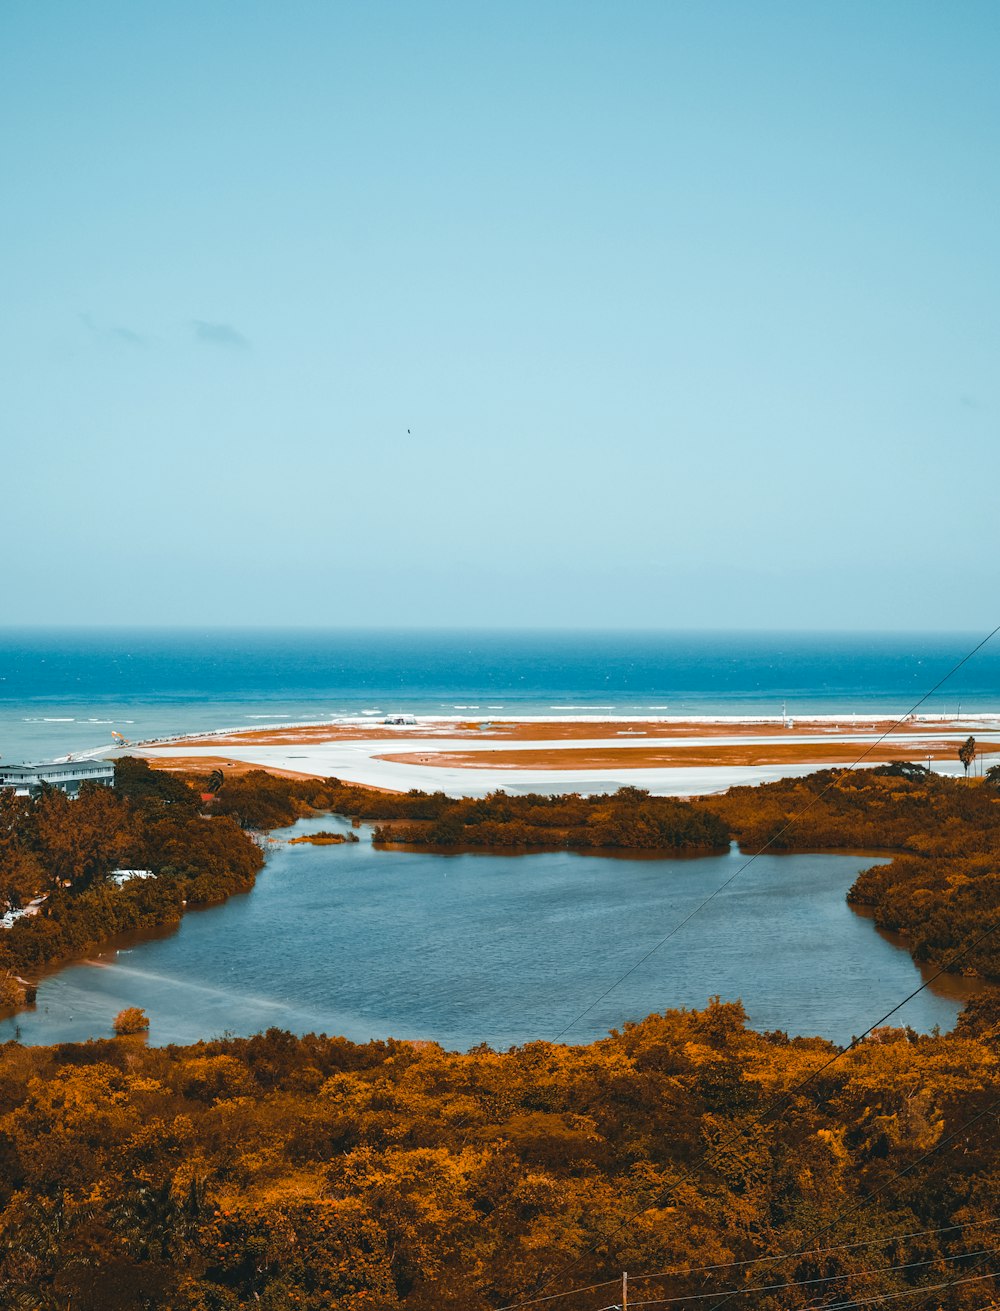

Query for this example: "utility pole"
[622,1271,628,1310]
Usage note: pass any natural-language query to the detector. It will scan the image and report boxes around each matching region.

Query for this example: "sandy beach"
[138,714,1000,798]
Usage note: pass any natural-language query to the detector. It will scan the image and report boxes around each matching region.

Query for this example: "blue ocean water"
[1,627,998,763]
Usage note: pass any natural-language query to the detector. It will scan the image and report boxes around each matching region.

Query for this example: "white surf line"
[17,705,959,764]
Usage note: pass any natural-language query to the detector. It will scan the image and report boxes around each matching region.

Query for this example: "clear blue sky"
[3,1,997,629]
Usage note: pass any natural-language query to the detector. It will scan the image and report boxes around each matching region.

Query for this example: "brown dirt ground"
[374,740,1000,772]
[157,716,974,749]
[142,755,320,781]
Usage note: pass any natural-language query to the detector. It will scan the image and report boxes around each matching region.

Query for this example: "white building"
[0,760,115,798]
[110,869,155,886]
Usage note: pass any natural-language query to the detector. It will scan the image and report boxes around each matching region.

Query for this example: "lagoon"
[0,817,980,1050]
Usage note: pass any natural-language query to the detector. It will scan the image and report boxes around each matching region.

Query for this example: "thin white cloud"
[80,313,149,347]
[192,319,249,349]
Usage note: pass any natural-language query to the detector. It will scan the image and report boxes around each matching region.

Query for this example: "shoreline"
[6,761,999,1044]
[5,818,996,1045]
[68,708,1000,754]
[131,712,1000,798]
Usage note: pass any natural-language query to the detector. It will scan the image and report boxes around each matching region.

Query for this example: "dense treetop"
[0,999,998,1308]
[209,772,731,852]
[2,762,1000,1305]
[0,760,262,986]
[5,759,1000,992]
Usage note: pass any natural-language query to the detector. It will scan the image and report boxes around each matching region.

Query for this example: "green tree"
[958,735,977,776]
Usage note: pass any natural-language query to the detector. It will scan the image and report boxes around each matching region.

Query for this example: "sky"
[2,1,998,629]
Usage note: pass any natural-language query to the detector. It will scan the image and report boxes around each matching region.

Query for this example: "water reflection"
[2,822,991,1050]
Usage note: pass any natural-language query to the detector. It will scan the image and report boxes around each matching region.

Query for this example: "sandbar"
[138,714,1000,798]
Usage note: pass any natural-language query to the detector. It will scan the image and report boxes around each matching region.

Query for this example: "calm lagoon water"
[1,818,977,1051]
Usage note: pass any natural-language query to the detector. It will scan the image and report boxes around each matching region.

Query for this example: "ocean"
[1,627,998,764]
[4,630,998,1048]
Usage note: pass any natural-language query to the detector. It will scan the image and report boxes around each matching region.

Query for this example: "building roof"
[0,760,115,779]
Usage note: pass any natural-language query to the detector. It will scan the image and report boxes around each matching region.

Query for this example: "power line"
[497,622,1000,1306]
[813,1263,999,1311]
[597,1262,1000,1311]
[495,1086,1000,1311]
[493,1217,1000,1309]
[747,910,1000,1115]
[624,1245,1000,1307]
[550,620,1000,1043]
[634,1217,1000,1287]
[483,626,1000,1311]
[773,1094,1000,1253]
[699,1094,1000,1311]
[505,926,1000,1311]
